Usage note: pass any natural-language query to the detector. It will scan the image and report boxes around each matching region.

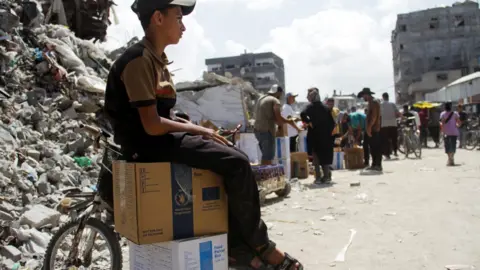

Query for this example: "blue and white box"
[298,131,308,153]
[129,234,228,270]
[274,137,291,179]
[332,151,344,170]
[275,137,290,162]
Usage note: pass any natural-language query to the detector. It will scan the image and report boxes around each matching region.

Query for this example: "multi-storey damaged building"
[205,52,285,93]
[391,0,480,103]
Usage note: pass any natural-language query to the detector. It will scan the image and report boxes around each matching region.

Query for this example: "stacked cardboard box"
[113,162,229,269]
[344,147,364,169]
[290,152,309,179]
[274,137,291,180]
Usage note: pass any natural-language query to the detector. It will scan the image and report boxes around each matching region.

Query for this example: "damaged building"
[391,0,480,103]
[205,52,286,93]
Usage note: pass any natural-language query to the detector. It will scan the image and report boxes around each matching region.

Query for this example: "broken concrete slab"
[19,204,60,229]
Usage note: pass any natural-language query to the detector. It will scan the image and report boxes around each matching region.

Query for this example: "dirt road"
[263,148,480,269]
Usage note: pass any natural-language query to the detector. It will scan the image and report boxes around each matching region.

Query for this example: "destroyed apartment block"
[175,71,261,132]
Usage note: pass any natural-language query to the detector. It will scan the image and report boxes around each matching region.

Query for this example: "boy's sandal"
[257,241,304,270]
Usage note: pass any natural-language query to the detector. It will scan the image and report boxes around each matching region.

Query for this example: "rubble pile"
[0,1,115,268]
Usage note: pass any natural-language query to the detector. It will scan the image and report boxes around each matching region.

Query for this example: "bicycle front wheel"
[464,131,478,150]
[43,218,122,270]
[412,135,422,158]
[398,133,405,154]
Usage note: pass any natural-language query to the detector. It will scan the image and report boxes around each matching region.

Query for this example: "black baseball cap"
[131,0,196,17]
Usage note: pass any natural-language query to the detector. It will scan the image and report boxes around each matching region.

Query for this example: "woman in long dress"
[300,88,336,184]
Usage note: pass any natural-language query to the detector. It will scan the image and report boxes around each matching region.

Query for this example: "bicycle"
[400,117,422,158]
[464,129,480,150]
[43,124,123,270]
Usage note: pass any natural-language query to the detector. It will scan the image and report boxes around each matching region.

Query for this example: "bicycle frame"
[57,124,117,267]
[60,191,113,266]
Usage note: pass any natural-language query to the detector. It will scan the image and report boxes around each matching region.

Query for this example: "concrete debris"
[0,0,119,266]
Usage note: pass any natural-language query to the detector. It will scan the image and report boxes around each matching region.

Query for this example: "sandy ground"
[123,148,480,269]
[262,148,480,269]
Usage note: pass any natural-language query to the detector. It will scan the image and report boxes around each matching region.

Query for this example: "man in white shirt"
[282,92,301,152]
[380,92,401,159]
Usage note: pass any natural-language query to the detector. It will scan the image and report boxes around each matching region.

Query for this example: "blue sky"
[103,0,452,101]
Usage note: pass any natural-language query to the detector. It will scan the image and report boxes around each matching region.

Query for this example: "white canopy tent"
[426,72,480,102]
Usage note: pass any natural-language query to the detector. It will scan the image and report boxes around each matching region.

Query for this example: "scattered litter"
[445,265,475,270]
[334,229,357,262]
[355,193,369,202]
[320,215,335,221]
[419,167,436,172]
[350,181,360,187]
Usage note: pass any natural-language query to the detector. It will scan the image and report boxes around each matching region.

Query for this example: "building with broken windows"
[391,0,480,103]
[205,52,285,93]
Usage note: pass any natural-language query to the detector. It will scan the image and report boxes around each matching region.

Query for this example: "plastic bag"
[45,38,87,75]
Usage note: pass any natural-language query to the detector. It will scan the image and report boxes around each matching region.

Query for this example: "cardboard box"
[276,124,288,137]
[298,130,308,153]
[290,152,309,179]
[344,147,364,170]
[129,234,228,270]
[274,137,290,162]
[332,151,345,170]
[113,162,228,245]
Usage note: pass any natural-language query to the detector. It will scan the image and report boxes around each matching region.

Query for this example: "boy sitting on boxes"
[103,0,302,269]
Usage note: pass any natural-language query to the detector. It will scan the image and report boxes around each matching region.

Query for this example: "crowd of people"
[254,86,474,184]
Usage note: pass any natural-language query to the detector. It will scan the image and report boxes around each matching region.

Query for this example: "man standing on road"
[103,1,303,268]
[428,107,441,148]
[358,88,382,172]
[418,108,429,147]
[254,85,302,165]
[380,92,400,159]
[282,92,301,153]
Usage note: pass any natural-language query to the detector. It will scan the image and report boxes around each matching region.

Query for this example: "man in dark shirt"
[103,0,302,269]
[418,108,428,147]
[458,104,468,148]
[402,105,417,128]
[358,87,382,172]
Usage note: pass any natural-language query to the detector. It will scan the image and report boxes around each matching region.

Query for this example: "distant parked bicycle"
[464,129,480,150]
[399,117,422,158]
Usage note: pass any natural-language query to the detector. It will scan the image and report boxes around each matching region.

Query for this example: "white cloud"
[255,9,394,100]
[103,1,215,82]
[225,40,248,55]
